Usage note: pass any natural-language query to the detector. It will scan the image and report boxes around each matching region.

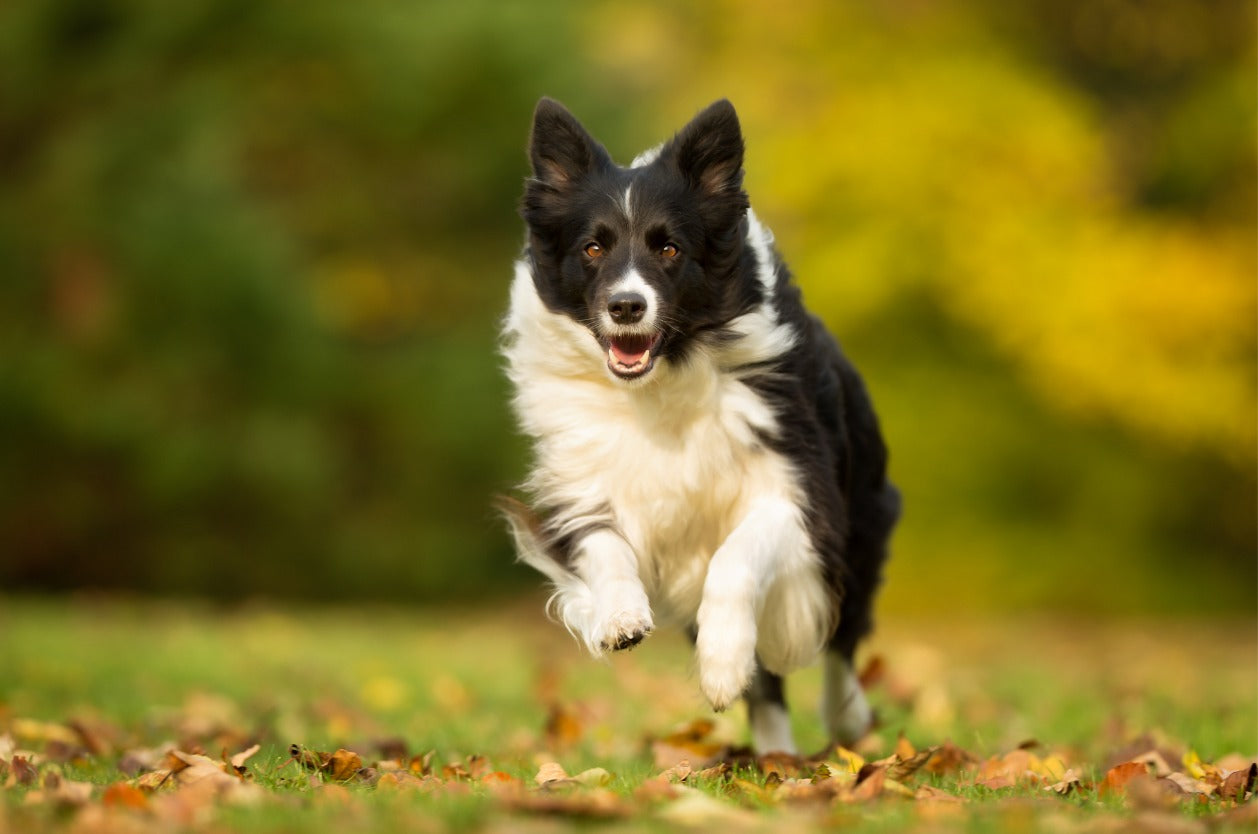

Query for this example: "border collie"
[500,98,899,754]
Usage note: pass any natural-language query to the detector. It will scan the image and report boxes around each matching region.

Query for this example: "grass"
[0,594,1254,832]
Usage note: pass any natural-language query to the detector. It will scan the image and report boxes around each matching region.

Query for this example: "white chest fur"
[503,259,803,625]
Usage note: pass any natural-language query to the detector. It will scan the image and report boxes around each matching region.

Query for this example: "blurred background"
[0,0,1252,616]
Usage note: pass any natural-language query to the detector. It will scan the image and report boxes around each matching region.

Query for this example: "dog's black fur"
[503,98,899,748]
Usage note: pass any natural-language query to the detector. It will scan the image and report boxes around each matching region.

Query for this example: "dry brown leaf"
[1044,768,1082,796]
[1132,750,1174,777]
[572,767,613,788]
[925,740,978,775]
[634,777,683,803]
[915,784,965,803]
[650,718,727,769]
[6,755,38,787]
[101,781,150,809]
[1218,763,1256,802]
[408,750,435,776]
[880,746,938,782]
[1163,771,1215,797]
[167,750,241,789]
[656,786,758,825]
[10,719,79,748]
[1101,760,1152,796]
[325,749,363,781]
[655,762,693,784]
[534,761,569,786]
[500,787,630,818]
[758,752,804,781]
[67,718,114,757]
[849,765,886,802]
[23,772,94,807]
[1126,774,1186,810]
[227,743,260,770]
[290,744,364,782]
[1128,810,1209,834]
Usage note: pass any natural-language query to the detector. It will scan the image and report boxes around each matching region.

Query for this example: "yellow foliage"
[585,0,1255,462]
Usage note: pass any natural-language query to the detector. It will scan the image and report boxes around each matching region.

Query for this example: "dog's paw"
[592,608,654,654]
[695,604,757,711]
[699,656,755,712]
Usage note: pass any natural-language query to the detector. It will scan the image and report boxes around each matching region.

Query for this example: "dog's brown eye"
[584,242,603,259]
[661,243,680,259]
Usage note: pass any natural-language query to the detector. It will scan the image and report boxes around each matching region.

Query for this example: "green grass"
[1,595,1254,832]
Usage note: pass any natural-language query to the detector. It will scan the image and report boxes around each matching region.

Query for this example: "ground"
[0,595,1254,832]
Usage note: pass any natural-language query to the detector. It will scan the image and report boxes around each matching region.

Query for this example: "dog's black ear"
[669,99,745,197]
[528,97,611,187]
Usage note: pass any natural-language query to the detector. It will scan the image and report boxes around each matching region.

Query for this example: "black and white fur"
[500,98,899,754]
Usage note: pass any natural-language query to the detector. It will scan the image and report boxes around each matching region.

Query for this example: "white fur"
[502,220,833,712]
[630,143,663,168]
[750,702,796,755]
[602,267,660,333]
[822,653,872,744]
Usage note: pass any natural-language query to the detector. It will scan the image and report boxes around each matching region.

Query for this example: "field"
[1,596,1254,832]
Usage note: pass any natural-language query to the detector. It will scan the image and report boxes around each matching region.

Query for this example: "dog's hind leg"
[745,662,796,754]
[821,650,872,745]
[823,482,899,745]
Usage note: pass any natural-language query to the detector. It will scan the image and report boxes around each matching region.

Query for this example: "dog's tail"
[495,495,598,648]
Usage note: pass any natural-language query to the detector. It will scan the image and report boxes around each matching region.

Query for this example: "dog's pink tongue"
[610,341,648,366]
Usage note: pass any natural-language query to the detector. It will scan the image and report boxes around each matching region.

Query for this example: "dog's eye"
[661,243,680,259]
[583,242,604,259]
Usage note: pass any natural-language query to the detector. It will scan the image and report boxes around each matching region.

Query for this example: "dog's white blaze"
[602,267,659,333]
[504,247,830,710]
[621,183,633,221]
[822,654,873,744]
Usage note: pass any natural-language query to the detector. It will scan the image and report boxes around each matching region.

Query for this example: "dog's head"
[520,98,752,383]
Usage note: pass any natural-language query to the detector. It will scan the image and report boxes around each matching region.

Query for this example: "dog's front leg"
[571,529,654,655]
[696,497,806,711]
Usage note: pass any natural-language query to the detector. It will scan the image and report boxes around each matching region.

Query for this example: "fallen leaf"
[1101,760,1152,796]
[7,755,38,787]
[10,719,79,748]
[499,788,630,818]
[925,740,978,775]
[23,771,94,807]
[1128,810,1209,834]
[1218,763,1256,802]
[1044,768,1081,796]
[290,744,364,782]
[880,746,938,782]
[1163,771,1215,797]
[849,765,886,802]
[227,743,260,770]
[102,782,150,809]
[573,767,613,788]
[1126,774,1186,810]
[1132,750,1174,777]
[656,786,758,824]
[534,761,568,786]
[915,784,965,803]
[649,718,727,769]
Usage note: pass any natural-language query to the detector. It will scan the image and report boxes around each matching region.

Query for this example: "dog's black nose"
[607,292,647,324]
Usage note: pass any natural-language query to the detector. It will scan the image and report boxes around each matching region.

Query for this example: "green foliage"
[0,0,1252,610]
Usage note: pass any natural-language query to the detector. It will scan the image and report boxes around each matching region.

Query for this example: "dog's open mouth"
[604,332,662,380]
